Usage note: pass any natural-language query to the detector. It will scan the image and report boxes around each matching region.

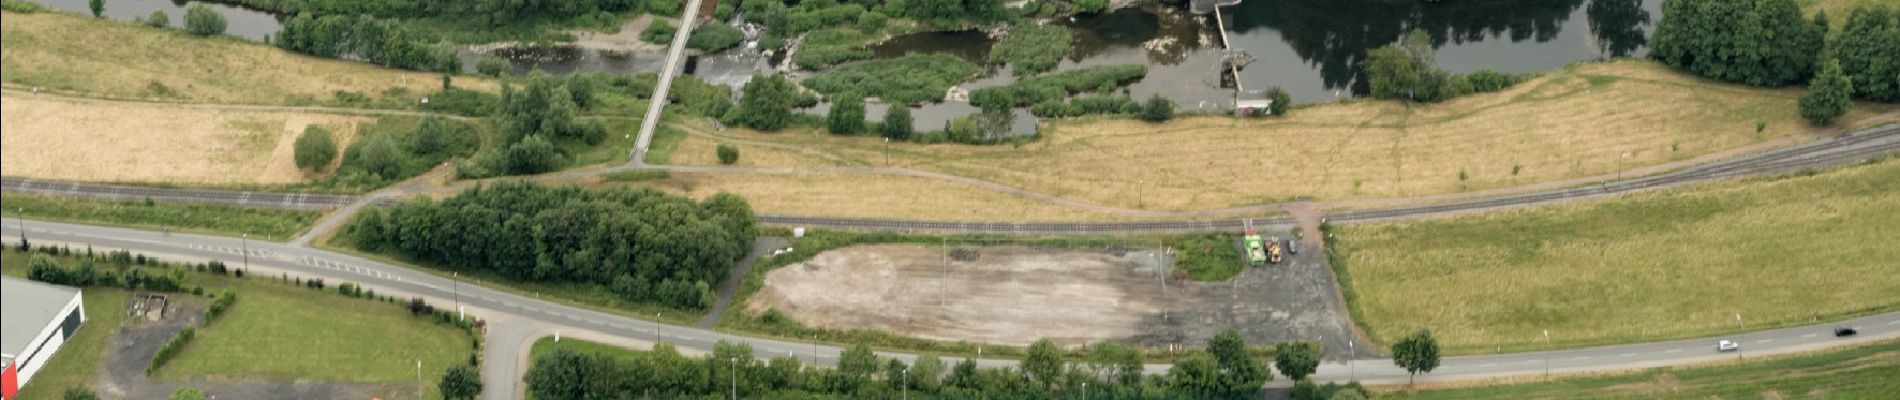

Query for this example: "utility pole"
[15,208,25,246]
[655,313,663,343]
[241,234,250,272]
[453,271,461,320]
[1543,329,1551,378]
[1348,340,1355,381]
[730,357,738,400]
[416,360,423,400]
[902,367,909,400]
[940,237,947,307]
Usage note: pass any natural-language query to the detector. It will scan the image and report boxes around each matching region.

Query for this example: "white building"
[1,277,86,400]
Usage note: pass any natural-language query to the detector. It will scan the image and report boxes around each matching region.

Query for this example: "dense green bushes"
[1800,60,1852,126]
[341,182,756,311]
[1650,0,1824,87]
[736,74,799,131]
[458,72,610,178]
[803,53,981,105]
[793,28,875,69]
[324,116,478,188]
[826,95,867,134]
[640,20,676,43]
[687,23,746,52]
[1364,30,1527,103]
[276,13,459,72]
[968,65,1147,108]
[990,24,1071,76]
[202,291,239,325]
[183,3,225,36]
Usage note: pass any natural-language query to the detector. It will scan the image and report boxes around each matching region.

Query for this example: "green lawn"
[1332,159,1900,355]
[1173,233,1242,282]
[1,194,322,241]
[1384,339,1900,399]
[155,275,473,398]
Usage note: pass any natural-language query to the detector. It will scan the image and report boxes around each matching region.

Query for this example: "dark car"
[1835,326,1858,337]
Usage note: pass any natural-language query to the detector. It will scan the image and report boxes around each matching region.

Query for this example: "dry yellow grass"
[689,60,1898,211]
[669,132,850,168]
[1,94,368,184]
[0,11,493,104]
[573,172,1135,221]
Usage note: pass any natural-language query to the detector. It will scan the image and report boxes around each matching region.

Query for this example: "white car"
[1716,339,1740,352]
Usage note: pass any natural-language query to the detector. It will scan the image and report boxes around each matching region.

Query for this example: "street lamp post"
[241,234,250,272]
[453,271,461,320]
[1543,329,1551,378]
[902,367,909,400]
[1348,340,1355,381]
[416,360,423,400]
[730,357,738,400]
[655,313,663,343]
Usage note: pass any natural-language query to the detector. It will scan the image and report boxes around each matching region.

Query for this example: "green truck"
[1245,227,1267,266]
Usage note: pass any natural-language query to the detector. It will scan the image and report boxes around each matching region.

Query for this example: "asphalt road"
[10,220,1898,397]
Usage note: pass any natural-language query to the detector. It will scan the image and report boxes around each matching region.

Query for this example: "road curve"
[8,220,1898,395]
[6,123,1897,234]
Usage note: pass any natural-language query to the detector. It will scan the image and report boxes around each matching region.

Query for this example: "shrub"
[183,3,226,36]
[148,327,196,375]
[641,20,677,44]
[1266,87,1291,116]
[1466,69,1522,92]
[716,144,740,165]
[802,53,981,105]
[294,126,338,171]
[826,95,867,134]
[146,11,170,27]
[687,24,746,52]
[1140,94,1174,122]
[203,291,238,325]
[2,0,45,13]
[968,65,1147,108]
[476,56,510,77]
[880,106,914,140]
[991,24,1071,76]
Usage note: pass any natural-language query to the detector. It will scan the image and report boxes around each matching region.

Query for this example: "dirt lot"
[0,94,365,184]
[749,235,1359,358]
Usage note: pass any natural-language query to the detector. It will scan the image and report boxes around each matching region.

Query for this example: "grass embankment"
[1332,158,1900,355]
[678,60,1898,212]
[0,251,129,399]
[574,170,1146,222]
[156,275,471,396]
[1385,339,1900,399]
[1,194,320,241]
[0,10,493,105]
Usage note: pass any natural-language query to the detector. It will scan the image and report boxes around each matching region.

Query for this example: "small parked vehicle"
[1286,240,1298,254]
[1716,339,1740,352]
[1835,326,1858,337]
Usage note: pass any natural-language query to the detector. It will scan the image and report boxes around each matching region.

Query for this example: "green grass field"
[1332,159,1900,355]
[1174,233,1242,282]
[0,194,322,241]
[1384,339,1900,399]
[154,274,473,397]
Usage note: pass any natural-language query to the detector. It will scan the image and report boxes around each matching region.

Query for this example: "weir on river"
[1209,1,1266,116]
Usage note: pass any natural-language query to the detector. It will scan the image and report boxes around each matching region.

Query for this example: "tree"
[1023,339,1063,388]
[1835,5,1900,101]
[1391,330,1441,385]
[168,388,206,400]
[1075,0,1108,14]
[1266,87,1291,116]
[1363,46,1420,100]
[352,134,406,179]
[911,353,945,391]
[88,0,102,18]
[1274,341,1321,381]
[145,11,169,27]
[1799,59,1853,126]
[1650,0,1823,86]
[505,134,561,174]
[827,95,867,134]
[294,126,337,171]
[184,3,227,36]
[1140,94,1174,122]
[739,74,797,131]
[1087,341,1143,387]
[880,105,914,140]
[716,143,740,165]
[838,343,879,388]
[1586,0,1651,58]
[1208,329,1268,394]
[976,104,1014,141]
[440,365,483,400]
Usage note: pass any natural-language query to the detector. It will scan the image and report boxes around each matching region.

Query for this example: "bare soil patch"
[747,238,1359,357]
[0,95,366,184]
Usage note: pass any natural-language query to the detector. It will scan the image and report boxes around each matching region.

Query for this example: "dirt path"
[695,236,789,329]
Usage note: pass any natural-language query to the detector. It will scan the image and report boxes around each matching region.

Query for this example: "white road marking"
[1887,320,1900,326]
[1802,334,1818,338]
[1478,363,1497,367]
[1756,339,1773,344]
[1572,356,1591,360]
[1619,353,1635,357]
[1665,349,1683,353]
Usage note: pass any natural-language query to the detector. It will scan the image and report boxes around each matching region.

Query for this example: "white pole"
[1543,329,1551,378]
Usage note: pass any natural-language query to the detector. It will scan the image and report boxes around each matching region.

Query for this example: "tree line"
[1362,29,1526,103]
[275,13,459,72]
[340,182,756,311]
[1652,1,1899,124]
[526,330,1319,400]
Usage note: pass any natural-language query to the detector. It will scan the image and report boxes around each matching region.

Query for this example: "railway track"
[5,124,1896,234]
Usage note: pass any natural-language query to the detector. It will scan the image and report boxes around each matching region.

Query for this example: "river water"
[34,0,1661,133]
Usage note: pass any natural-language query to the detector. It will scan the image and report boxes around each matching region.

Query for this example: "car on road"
[1835,326,1858,337]
[1716,339,1740,352]
[1286,240,1298,254]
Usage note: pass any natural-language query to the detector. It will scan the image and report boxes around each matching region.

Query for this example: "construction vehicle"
[1243,221,1267,267]
[1267,237,1284,264]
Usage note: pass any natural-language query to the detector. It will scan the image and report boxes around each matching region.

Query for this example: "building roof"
[2,277,83,358]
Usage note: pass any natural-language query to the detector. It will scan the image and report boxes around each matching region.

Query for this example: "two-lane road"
[8,220,1897,398]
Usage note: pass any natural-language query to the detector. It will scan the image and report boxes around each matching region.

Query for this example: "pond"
[36,0,285,41]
